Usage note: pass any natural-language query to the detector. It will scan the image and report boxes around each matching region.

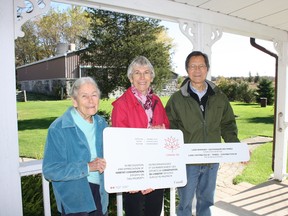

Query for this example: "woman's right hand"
[88,158,106,173]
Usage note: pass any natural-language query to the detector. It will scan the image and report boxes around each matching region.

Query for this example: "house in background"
[159,71,179,96]
[16,43,179,98]
[16,43,91,98]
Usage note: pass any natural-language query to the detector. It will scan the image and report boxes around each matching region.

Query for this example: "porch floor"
[213,180,288,216]
[212,136,288,215]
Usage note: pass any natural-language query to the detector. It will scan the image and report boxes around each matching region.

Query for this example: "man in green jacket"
[165,51,240,216]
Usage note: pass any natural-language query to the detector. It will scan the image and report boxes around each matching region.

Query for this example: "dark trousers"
[61,183,107,216]
[124,189,164,216]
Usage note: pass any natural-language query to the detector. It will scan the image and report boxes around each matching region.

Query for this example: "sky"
[51,2,277,78]
[163,21,277,77]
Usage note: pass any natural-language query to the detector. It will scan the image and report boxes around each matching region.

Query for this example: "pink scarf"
[131,86,153,127]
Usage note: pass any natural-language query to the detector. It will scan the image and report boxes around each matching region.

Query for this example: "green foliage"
[79,9,173,98]
[236,81,256,103]
[217,78,238,101]
[52,84,67,100]
[254,72,260,83]
[15,21,44,66]
[177,76,185,88]
[97,110,111,125]
[256,78,274,105]
[63,6,92,45]
[22,175,58,216]
[163,189,179,215]
[217,77,256,103]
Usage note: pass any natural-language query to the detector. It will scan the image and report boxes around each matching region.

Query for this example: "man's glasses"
[188,65,207,71]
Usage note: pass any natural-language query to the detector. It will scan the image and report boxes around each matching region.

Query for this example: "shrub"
[236,81,256,103]
[217,77,238,101]
[217,77,255,103]
[22,175,118,215]
[22,175,58,216]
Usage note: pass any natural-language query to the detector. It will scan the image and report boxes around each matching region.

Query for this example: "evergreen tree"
[254,72,260,83]
[256,78,274,105]
[79,9,173,98]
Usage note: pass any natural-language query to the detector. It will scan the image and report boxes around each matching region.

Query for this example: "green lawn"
[234,142,273,185]
[17,99,116,158]
[232,102,274,140]
[17,99,274,184]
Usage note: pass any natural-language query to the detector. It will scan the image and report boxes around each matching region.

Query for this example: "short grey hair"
[70,77,101,99]
[127,56,155,79]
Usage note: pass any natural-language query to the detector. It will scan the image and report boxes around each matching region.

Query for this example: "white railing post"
[170,187,176,216]
[0,1,22,215]
[19,160,52,216]
[42,175,51,216]
[160,197,164,216]
[116,193,124,216]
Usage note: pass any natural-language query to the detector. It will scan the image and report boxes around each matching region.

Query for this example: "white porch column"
[178,21,222,80]
[0,1,23,215]
[273,41,288,181]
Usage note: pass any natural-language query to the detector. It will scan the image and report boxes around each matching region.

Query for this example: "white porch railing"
[19,160,177,216]
[19,160,51,216]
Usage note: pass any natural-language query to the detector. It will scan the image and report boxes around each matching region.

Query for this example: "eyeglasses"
[132,71,152,77]
[188,65,207,71]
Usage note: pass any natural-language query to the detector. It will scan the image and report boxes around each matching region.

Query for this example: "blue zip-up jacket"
[42,107,108,214]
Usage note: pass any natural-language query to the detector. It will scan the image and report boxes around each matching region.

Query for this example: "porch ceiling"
[56,0,288,41]
[178,0,288,32]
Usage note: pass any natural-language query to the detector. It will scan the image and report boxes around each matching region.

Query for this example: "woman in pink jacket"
[111,56,170,216]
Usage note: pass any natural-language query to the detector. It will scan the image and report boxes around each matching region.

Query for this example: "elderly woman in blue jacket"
[43,77,108,216]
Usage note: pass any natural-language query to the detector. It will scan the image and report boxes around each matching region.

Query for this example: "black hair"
[185,51,210,71]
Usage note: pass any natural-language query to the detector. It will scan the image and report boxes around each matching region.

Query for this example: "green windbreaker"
[165,80,240,144]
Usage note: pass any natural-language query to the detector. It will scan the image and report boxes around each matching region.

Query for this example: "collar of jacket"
[126,87,158,108]
[61,106,104,128]
[180,79,217,97]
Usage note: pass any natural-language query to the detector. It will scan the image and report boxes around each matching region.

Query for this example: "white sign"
[103,127,187,193]
[184,143,250,164]
[103,128,250,193]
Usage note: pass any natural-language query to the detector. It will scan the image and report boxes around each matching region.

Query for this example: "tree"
[15,20,44,66]
[217,77,256,103]
[254,72,260,83]
[15,6,91,66]
[217,77,238,101]
[256,78,274,105]
[61,6,92,48]
[79,9,173,98]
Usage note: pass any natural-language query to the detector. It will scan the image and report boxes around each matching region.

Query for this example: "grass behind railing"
[232,102,274,140]
[234,142,273,185]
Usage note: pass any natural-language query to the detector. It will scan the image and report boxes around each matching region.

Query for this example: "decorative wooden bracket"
[14,0,51,39]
